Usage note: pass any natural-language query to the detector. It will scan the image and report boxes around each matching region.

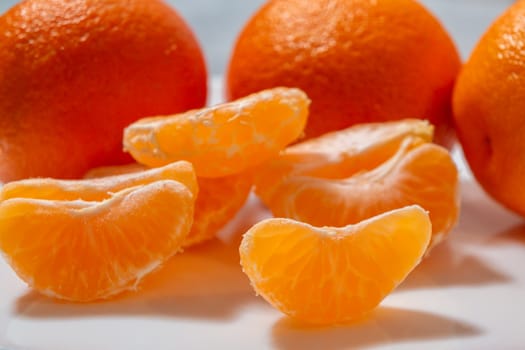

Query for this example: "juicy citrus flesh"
[123,87,310,178]
[187,173,253,247]
[1,161,198,202]
[255,119,433,192]
[240,205,431,324]
[0,0,207,181]
[226,0,460,145]
[255,120,459,249]
[85,163,253,248]
[453,0,525,216]
[0,180,195,302]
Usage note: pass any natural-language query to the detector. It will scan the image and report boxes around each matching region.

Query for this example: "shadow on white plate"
[491,223,525,245]
[455,180,523,241]
[271,306,481,350]
[398,178,523,290]
[398,241,510,290]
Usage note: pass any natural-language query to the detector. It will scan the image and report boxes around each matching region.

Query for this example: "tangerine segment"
[240,205,431,324]
[1,161,198,202]
[85,163,253,248]
[255,119,433,195]
[0,180,195,302]
[123,87,310,178]
[186,173,253,247]
[257,141,458,249]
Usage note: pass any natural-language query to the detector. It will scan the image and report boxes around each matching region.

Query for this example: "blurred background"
[0,0,516,75]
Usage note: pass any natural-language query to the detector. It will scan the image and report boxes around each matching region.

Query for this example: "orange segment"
[2,161,198,202]
[255,121,458,248]
[240,205,431,324]
[187,173,253,247]
[85,163,252,248]
[256,119,433,192]
[123,87,310,178]
[0,180,195,302]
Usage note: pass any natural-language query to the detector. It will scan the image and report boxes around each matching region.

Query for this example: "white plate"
[2,79,525,350]
[2,152,525,350]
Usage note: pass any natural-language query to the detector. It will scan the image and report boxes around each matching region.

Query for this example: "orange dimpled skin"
[255,120,459,249]
[0,181,195,302]
[227,0,460,145]
[0,0,207,181]
[123,87,310,178]
[453,0,525,217]
[240,206,431,324]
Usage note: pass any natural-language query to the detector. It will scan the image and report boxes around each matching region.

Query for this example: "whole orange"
[226,0,460,145]
[453,1,525,216]
[0,0,207,181]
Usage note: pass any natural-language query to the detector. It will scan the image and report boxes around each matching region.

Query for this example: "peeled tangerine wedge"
[240,205,432,325]
[2,160,198,201]
[0,180,195,302]
[85,163,253,247]
[189,174,253,246]
[123,87,310,178]
[255,119,459,249]
[239,206,431,324]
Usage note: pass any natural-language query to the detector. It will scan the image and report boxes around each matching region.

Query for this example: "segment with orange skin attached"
[240,205,432,324]
[2,161,198,202]
[123,87,310,178]
[255,123,459,249]
[85,163,253,247]
[0,180,195,302]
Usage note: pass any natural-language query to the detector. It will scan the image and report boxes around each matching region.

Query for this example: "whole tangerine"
[453,0,525,216]
[0,0,207,181]
[226,0,460,145]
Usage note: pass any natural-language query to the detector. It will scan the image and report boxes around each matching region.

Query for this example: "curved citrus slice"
[186,173,253,247]
[255,121,458,248]
[255,119,433,192]
[0,180,195,302]
[240,205,431,324]
[85,163,252,248]
[123,87,310,178]
[2,161,198,202]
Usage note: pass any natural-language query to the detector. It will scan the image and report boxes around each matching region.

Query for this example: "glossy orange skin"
[453,0,525,216]
[0,0,207,181]
[226,0,460,145]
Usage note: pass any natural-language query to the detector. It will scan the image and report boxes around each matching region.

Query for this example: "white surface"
[1,80,525,349]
